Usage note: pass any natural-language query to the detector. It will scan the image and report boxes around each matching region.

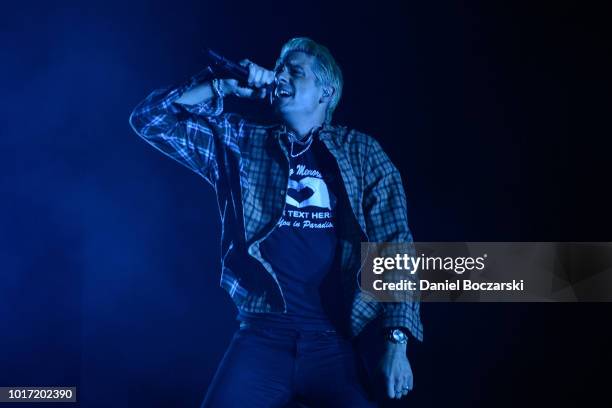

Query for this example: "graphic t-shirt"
[238,137,340,330]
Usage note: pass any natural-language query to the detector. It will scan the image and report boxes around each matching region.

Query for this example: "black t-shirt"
[238,137,340,330]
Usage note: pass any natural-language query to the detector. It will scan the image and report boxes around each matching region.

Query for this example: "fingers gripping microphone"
[204,49,275,102]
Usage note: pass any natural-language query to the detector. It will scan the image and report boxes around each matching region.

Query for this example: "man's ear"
[320,86,334,103]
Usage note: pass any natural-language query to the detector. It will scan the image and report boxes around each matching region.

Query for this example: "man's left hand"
[378,342,413,399]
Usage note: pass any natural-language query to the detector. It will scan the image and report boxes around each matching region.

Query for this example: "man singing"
[129,37,423,407]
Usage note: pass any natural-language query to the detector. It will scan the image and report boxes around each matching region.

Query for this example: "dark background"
[2,0,611,407]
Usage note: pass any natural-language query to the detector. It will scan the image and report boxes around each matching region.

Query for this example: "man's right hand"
[220,59,275,99]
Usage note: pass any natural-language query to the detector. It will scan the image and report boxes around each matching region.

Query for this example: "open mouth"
[275,86,294,98]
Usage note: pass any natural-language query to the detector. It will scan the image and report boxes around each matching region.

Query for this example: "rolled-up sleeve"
[128,68,228,186]
[363,136,423,342]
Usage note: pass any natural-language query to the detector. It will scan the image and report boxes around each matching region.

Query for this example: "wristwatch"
[386,328,408,344]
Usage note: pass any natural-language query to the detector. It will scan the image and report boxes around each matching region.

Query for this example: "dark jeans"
[201,323,377,408]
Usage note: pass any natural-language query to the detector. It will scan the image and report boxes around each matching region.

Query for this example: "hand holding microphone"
[206,49,275,100]
[228,59,275,99]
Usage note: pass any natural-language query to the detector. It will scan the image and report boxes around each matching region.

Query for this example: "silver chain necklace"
[289,132,314,158]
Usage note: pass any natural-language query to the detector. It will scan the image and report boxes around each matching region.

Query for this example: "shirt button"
[280,189,285,196]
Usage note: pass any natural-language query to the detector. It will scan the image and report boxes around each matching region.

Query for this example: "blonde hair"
[276,37,343,124]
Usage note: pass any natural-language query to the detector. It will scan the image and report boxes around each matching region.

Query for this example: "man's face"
[273,51,324,120]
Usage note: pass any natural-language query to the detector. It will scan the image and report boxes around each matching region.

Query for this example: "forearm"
[175,81,215,105]
[128,69,226,183]
[130,68,223,138]
[362,136,424,342]
[175,78,242,105]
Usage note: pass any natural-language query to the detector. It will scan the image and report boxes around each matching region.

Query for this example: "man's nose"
[275,69,290,85]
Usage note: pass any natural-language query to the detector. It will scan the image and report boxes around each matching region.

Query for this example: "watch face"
[392,329,407,343]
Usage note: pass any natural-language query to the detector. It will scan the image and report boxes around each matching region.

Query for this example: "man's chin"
[273,102,294,117]
[273,98,292,109]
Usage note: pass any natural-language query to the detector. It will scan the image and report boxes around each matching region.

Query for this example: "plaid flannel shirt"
[129,68,423,341]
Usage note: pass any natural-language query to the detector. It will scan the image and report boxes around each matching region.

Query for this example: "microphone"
[204,49,275,94]
[205,49,250,82]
